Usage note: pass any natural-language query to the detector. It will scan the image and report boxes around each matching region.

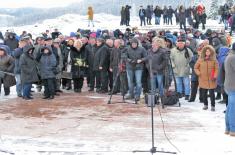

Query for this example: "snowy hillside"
[0,13,224,38]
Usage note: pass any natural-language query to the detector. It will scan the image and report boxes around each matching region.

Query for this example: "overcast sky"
[0,0,82,8]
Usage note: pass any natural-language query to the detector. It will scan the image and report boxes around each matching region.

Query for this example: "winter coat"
[167,8,174,18]
[70,46,87,79]
[154,7,163,17]
[19,45,39,85]
[4,37,18,51]
[110,47,122,69]
[224,50,235,92]
[37,46,57,80]
[146,7,152,18]
[194,45,219,89]
[139,9,146,17]
[85,44,96,70]
[178,10,186,23]
[217,47,230,87]
[144,47,168,75]
[126,43,147,70]
[121,8,126,21]
[170,47,193,77]
[199,13,207,24]
[12,47,24,74]
[230,14,235,31]
[93,43,109,71]
[125,6,131,20]
[88,7,94,20]
[0,46,16,87]
[212,37,222,54]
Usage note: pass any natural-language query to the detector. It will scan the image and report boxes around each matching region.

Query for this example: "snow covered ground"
[0,85,235,155]
[0,13,234,155]
[0,13,225,38]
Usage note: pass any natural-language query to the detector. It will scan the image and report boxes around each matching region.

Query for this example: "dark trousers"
[142,67,150,94]
[112,67,120,93]
[190,81,203,101]
[163,16,168,24]
[167,17,173,25]
[126,19,130,26]
[90,70,101,89]
[62,79,71,88]
[100,70,108,91]
[73,77,84,90]
[201,88,215,107]
[0,79,10,95]
[120,72,128,95]
[108,70,113,91]
[224,93,228,106]
[180,22,186,30]
[140,16,146,26]
[43,78,55,97]
[147,17,152,24]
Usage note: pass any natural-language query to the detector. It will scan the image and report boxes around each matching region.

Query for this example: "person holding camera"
[0,46,15,96]
[125,38,147,101]
[19,45,39,100]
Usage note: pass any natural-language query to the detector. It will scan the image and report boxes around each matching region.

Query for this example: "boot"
[185,95,190,100]
[211,106,215,112]
[203,105,208,110]
[125,94,134,100]
[188,98,195,102]
[88,88,94,92]
[215,93,221,100]
[230,132,235,137]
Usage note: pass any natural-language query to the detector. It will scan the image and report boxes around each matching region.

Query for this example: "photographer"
[125,38,147,101]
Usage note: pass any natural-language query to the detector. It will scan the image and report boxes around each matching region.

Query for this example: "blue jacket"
[37,46,57,79]
[189,54,199,82]
[12,47,24,74]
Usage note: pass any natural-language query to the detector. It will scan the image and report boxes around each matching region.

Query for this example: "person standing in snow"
[88,6,94,27]
[194,45,219,111]
[224,43,235,137]
[139,6,146,26]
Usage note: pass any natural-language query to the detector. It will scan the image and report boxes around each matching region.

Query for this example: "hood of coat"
[201,45,216,60]
[23,45,34,54]
[212,38,221,47]
[41,45,53,55]
[0,45,9,56]
[130,38,139,49]
[0,45,11,55]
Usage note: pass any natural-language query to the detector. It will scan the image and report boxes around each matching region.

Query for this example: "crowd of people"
[120,3,207,30]
[1,4,235,137]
